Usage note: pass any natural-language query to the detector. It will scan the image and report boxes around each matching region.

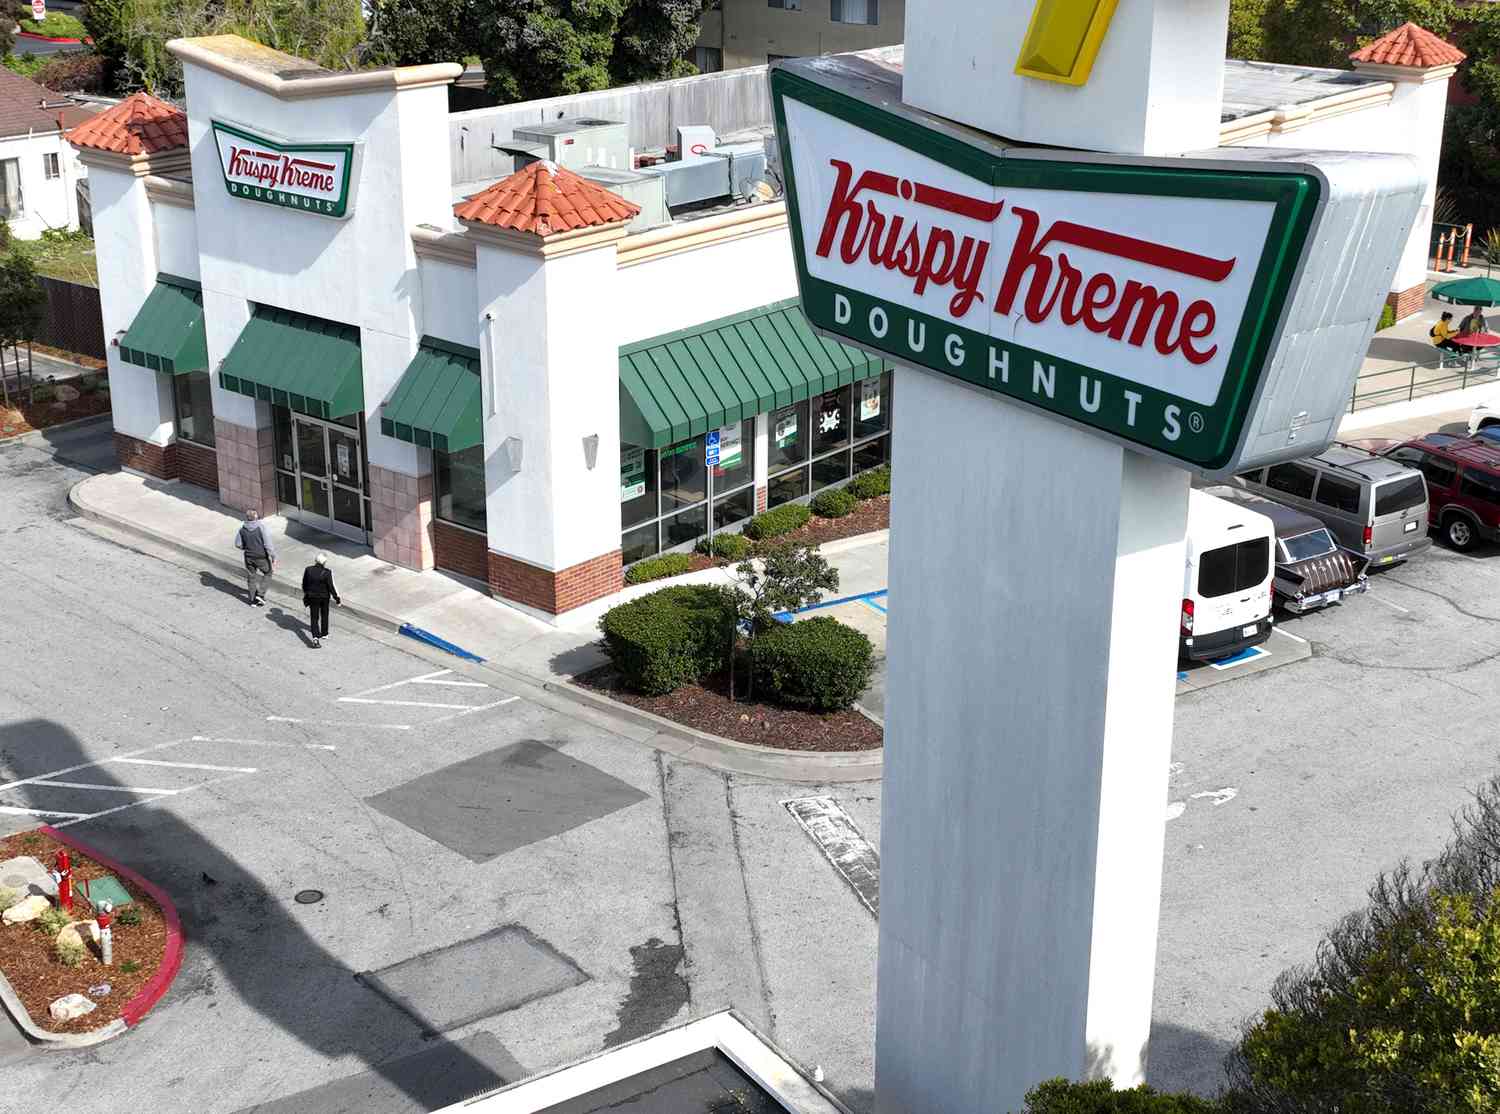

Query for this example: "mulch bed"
[578,665,883,752]
[0,828,167,1033]
[0,378,111,439]
[32,343,107,371]
[774,495,890,548]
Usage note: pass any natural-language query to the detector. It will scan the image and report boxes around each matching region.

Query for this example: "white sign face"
[783,98,1277,409]
[775,411,798,447]
[30,0,44,21]
[212,120,356,219]
[860,379,881,421]
[621,446,646,501]
[716,424,743,469]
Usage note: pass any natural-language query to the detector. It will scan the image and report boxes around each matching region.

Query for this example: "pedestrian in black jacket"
[301,553,341,648]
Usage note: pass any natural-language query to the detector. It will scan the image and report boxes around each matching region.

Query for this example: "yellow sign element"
[1015,0,1120,86]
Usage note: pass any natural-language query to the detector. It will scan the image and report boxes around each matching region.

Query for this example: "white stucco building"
[0,66,95,239]
[71,26,1456,618]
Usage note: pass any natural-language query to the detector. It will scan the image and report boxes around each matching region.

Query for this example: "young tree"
[0,251,43,408]
[723,541,839,700]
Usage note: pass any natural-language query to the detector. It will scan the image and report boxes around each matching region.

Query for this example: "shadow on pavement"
[266,605,316,648]
[0,718,521,1111]
[1146,1020,1235,1099]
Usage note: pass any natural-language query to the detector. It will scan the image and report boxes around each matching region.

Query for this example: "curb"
[41,824,183,1029]
[17,30,90,42]
[69,475,884,783]
[0,965,126,1049]
[0,412,111,447]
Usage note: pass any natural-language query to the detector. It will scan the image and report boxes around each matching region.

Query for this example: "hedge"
[846,465,891,500]
[810,488,857,518]
[744,502,811,540]
[1023,1079,1221,1113]
[623,552,695,585]
[598,585,733,696]
[750,616,873,711]
[18,12,86,37]
[696,532,752,561]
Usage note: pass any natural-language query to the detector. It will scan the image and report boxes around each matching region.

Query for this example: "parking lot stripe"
[50,773,256,829]
[266,717,412,731]
[337,697,479,710]
[191,735,337,751]
[349,670,455,698]
[0,804,90,819]
[784,796,880,918]
[1276,629,1308,644]
[111,758,259,773]
[0,740,188,794]
[409,677,490,688]
[30,780,181,794]
[1367,592,1411,614]
[428,696,520,724]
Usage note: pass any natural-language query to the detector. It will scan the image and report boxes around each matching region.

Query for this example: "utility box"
[511,119,630,172]
[579,167,670,231]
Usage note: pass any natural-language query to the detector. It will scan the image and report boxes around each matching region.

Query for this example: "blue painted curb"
[773,588,889,624]
[398,622,486,662]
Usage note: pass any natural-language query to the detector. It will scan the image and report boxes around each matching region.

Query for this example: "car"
[1470,401,1500,436]
[1384,435,1500,551]
[1180,489,1275,662]
[1233,442,1430,568]
[1205,487,1370,613]
[1474,426,1500,448]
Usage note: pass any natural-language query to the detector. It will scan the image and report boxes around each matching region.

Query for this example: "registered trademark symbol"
[1188,412,1205,434]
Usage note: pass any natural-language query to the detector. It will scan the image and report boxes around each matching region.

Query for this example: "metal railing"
[1349,351,1500,413]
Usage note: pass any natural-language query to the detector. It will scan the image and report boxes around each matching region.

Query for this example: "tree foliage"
[364,0,715,104]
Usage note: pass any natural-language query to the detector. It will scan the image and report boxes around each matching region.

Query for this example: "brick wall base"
[433,519,488,581]
[370,465,435,571]
[176,440,219,493]
[1386,282,1427,322]
[214,419,276,517]
[488,548,623,615]
[114,433,176,480]
[755,485,768,513]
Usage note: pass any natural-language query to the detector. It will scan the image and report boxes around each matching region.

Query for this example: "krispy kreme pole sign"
[212,121,357,219]
[771,69,1327,471]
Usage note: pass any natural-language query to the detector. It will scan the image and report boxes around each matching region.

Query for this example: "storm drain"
[358,924,589,1036]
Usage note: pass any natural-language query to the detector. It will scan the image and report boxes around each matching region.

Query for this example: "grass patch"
[17,12,87,37]
[13,229,97,286]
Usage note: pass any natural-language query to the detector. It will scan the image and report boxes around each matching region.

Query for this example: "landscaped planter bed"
[0,828,168,1033]
[766,494,889,548]
[0,374,111,438]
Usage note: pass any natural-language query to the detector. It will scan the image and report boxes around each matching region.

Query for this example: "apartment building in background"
[692,0,902,72]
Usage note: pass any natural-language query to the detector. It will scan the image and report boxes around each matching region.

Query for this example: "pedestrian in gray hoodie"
[234,508,276,606]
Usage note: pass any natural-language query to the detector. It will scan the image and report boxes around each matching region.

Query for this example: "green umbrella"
[1432,276,1500,307]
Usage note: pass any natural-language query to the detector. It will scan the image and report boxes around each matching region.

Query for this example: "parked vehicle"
[1234,442,1430,567]
[1180,489,1275,662]
[1385,435,1500,551]
[1206,487,1370,612]
[1469,401,1500,435]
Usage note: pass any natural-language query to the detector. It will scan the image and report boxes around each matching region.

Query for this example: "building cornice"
[1218,80,1395,145]
[167,36,462,101]
[74,146,192,178]
[617,202,788,268]
[412,224,476,267]
[1351,60,1458,85]
[144,174,194,208]
[461,220,630,260]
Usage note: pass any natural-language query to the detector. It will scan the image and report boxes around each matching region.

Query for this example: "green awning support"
[119,274,207,376]
[380,338,483,454]
[218,305,364,421]
[618,297,886,449]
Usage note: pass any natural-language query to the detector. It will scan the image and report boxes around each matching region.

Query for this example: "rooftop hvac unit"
[641,144,771,209]
[579,167,670,232]
[510,119,631,172]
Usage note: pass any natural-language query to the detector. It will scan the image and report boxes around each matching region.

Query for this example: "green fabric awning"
[218,305,364,421]
[618,297,886,449]
[380,338,483,454]
[119,274,207,376]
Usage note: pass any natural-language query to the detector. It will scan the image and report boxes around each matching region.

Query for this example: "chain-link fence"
[35,276,105,360]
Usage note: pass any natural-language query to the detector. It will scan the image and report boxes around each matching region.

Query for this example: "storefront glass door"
[274,408,369,544]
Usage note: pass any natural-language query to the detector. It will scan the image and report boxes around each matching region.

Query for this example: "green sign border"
[770,68,1321,470]
[212,120,356,220]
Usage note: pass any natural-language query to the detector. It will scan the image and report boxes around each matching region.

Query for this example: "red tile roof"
[454,161,639,236]
[1349,22,1465,68]
[65,92,188,156]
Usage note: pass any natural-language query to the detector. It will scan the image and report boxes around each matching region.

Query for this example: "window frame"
[171,370,216,449]
[623,416,759,562]
[42,152,59,181]
[0,157,24,219]
[830,0,878,24]
[768,372,892,510]
[433,443,489,535]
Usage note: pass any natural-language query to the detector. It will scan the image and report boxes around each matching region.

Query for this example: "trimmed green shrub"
[599,585,734,696]
[696,532,752,561]
[1023,1078,1222,1113]
[623,552,695,585]
[55,932,85,967]
[750,616,873,711]
[743,502,811,540]
[810,488,858,518]
[117,904,142,926]
[1376,303,1396,331]
[846,465,891,500]
[19,11,87,38]
[32,904,70,936]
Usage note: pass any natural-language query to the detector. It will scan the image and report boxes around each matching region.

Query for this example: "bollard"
[97,900,112,966]
[51,850,72,913]
[1463,223,1474,267]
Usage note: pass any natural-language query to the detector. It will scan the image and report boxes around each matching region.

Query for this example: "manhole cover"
[294,889,324,905]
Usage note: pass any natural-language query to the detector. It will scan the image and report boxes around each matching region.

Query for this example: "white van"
[1180,489,1276,662]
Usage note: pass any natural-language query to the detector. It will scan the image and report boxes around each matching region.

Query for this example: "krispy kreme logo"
[815,159,1236,368]
[212,121,355,218]
[226,146,338,195]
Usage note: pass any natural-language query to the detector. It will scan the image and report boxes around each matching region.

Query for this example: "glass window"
[812,450,851,491]
[714,487,755,531]
[622,522,659,566]
[1385,446,1424,467]
[1415,456,1457,492]
[434,445,487,533]
[692,46,723,73]
[853,372,890,440]
[1313,474,1360,515]
[768,402,808,471]
[43,152,59,180]
[1282,530,1336,562]
[767,0,801,9]
[812,386,852,458]
[830,0,877,22]
[710,417,754,493]
[852,436,889,474]
[0,159,22,218]
[768,466,808,508]
[660,435,707,511]
[1458,468,1500,507]
[1198,539,1270,599]
[172,371,215,447]
[621,444,659,529]
[1237,469,1266,485]
[664,504,708,551]
[1265,462,1316,500]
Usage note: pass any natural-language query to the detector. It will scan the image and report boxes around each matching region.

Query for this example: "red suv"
[1385,435,1500,551]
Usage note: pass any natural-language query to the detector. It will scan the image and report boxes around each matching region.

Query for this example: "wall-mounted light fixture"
[582,434,599,470]
[503,436,524,472]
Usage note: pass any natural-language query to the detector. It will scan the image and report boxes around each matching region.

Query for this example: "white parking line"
[50,773,256,829]
[428,696,520,724]
[348,669,460,698]
[0,804,89,819]
[266,716,412,731]
[410,677,489,688]
[1276,629,1309,645]
[112,758,259,773]
[0,740,188,795]
[30,780,181,794]
[337,697,477,710]
[1367,592,1411,614]
[191,735,337,751]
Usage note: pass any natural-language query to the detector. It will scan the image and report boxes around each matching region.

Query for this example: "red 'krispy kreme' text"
[226,146,337,195]
[993,207,1226,367]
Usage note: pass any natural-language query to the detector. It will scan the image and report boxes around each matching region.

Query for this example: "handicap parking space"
[1175,628,1312,694]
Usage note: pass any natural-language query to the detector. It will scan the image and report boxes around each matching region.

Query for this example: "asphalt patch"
[357,924,588,1037]
[365,739,648,864]
[230,1031,524,1113]
[601,937,689,1048]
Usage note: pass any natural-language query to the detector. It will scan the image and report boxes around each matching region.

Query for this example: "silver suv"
[1233,442,1431,568]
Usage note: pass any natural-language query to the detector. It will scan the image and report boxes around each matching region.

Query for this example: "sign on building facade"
[212,121,357,219]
